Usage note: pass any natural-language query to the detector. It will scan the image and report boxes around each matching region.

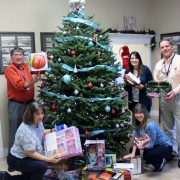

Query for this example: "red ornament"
[112,109,117,114]
[71,50,77,56]
[32,54,46,69]
[76,6,80,10]
[87,82,93,89]
[40,83,45,89]
[48,54,53,60]
[51,104,57,111]
[84,129,89,136]
[97,28,102,33]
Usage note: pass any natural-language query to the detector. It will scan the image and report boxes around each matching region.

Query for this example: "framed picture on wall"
[160,32,180,55]
[40,32,55,52]
[0,32,35,74]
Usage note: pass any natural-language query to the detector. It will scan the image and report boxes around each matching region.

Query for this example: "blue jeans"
[7,153,47,180]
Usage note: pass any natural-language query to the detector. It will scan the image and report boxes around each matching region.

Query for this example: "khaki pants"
[160,93,180,156]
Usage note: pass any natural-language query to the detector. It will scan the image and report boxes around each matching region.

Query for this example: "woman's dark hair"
[132,103,150,129]
[10,47,24,57]
[128,51,144,76]
[23,102,44,124]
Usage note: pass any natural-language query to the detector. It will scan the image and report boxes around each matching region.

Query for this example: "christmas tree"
[38,0,132,157]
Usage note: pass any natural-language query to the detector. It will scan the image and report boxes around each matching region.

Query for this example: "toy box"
[84,140,105,170]
[44,126,82,159]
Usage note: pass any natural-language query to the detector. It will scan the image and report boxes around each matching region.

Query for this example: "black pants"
[7,153,47,180]
[143,145,173,169]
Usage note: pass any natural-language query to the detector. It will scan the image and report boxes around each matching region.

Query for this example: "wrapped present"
[134,134,150,148]
[84,140,105,170]
[29,52,48,73]
[146,80,172,97]
[44,126,82,159]
[124,72,140,86]
[105,154,116,167]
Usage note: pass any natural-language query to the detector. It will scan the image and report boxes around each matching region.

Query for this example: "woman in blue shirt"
[123,103,173,172]
[5,102,61,180]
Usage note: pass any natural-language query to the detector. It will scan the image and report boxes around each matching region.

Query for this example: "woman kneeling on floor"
[123,103,173,172]
[3,102,61,180]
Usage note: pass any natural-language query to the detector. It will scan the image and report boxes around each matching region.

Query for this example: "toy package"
[44,126,82,159]
[29,52,48,72]
[84,140,105,170]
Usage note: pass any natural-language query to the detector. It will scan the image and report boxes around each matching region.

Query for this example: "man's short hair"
[10,47,24,57]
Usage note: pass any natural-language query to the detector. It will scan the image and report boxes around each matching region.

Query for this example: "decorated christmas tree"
[38,0,132,157]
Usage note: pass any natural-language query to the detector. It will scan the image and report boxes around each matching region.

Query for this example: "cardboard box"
[131,157,142,174]
[44,126,82,159]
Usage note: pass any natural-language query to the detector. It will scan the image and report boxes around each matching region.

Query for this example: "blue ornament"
[118,65,123,71]
[88,41,94,47]
[105,105,111,112]
[47,67,52,72]
[63,74,71,84]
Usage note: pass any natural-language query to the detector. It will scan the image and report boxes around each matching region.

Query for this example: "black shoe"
[154,158,166,172]
[0,171,7,180]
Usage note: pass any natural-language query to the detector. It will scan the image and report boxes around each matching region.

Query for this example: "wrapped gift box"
[44,126,82,159]
[84,140,105,170]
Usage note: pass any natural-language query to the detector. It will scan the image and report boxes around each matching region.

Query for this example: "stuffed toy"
[120,45,130,70]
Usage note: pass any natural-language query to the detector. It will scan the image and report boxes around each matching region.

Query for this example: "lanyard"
[14,64,27,81]
[163,53,175,77]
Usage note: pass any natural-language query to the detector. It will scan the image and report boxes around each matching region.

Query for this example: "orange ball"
[32,55,46,69]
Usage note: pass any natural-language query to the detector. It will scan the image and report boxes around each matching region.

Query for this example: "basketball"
[31,54,46,69]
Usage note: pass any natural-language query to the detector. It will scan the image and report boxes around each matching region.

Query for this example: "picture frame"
[160,32,180,55]
[40,32,55,52]
[0,32,35,74]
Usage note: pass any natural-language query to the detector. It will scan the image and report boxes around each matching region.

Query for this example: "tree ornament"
[97,28,102,33]
[116,124,120,128]
[88,41,94,47]
[87,82,93,89]
[48,54,53,60]
[63,74,71,84]
[93,34,98,42]
[67,108,72,113]
[71,50,77,56]
[40,83,45,89]
[63,31,67,35]
[58,57,61,62]
[120,123,124,127]
[105,105,111,112]
[76,6,80,10]
[84,129,89,137]
[73,64,78,73]
[74,89,79,95]
[112,109,117,114]
[51,104,57,111]
[100,83,104,88]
